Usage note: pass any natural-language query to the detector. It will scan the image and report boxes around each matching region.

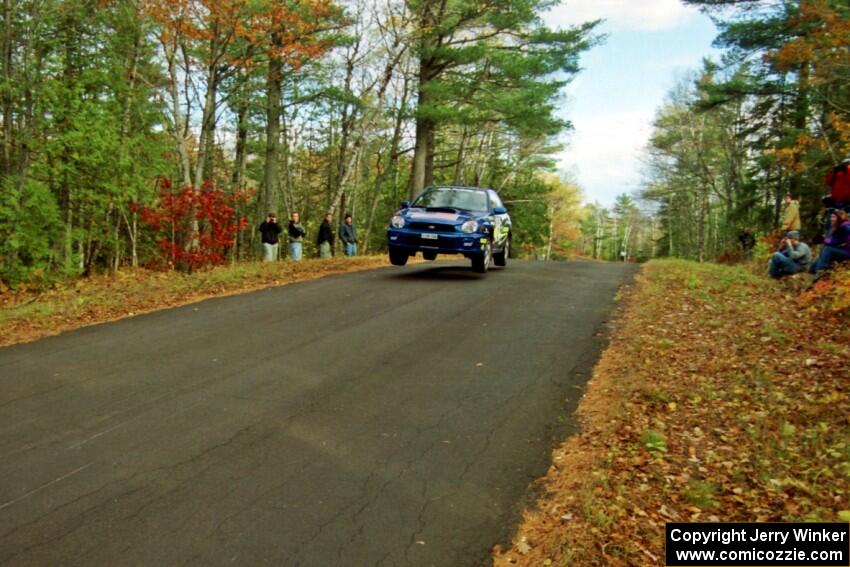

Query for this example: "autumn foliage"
[496,260,850,566]
[140,180,252,270]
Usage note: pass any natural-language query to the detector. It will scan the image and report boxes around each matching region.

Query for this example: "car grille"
[408,222,457,232]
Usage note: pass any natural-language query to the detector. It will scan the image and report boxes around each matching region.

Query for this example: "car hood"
[402,209,477,223]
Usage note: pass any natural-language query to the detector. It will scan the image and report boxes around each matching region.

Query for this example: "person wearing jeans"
[769,231,811,278]
[811,210,850,274]
[258,213,282,262]
[287,212,306,261]
[340,213,357,257]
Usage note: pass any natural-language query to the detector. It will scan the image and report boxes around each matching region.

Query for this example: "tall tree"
[406,0,598,197]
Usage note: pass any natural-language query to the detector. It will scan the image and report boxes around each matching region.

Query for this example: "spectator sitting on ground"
[810,210,850,275]
[769,230,811,279]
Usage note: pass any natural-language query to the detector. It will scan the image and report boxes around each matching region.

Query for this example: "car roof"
[424,185,494,193]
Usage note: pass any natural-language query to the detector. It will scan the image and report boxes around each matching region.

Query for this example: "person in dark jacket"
[317,212,334,258]
[339,213,357,257]
[810,210,850,274]
[258,212,282,262]
[769,231,811,278]
[738,228,755,259]
[287,212,307,261]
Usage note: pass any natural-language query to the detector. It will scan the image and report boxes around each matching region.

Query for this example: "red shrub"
[141,179,253,270]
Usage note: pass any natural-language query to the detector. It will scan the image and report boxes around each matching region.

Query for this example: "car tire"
[493,236,509,267]
[423,251,437,261]
[389,249,408,266]
[471,240,492,273]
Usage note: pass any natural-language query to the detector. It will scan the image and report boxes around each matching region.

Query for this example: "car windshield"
[412,189,489,212]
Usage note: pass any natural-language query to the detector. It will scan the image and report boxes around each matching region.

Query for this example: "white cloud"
[547,0,700,31]
[558,111,654,204]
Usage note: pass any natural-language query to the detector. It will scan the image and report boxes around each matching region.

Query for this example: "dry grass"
[0,256,397,347]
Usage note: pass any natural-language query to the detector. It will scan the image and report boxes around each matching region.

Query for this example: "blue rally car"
[386,186,512,273]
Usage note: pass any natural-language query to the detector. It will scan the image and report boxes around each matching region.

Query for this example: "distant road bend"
[0,259,636,566]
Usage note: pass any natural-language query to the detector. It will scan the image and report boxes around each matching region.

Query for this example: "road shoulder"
[0,257,393,347]
[494,259,850,565]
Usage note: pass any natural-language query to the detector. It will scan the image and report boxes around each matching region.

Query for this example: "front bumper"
[387,228,489,256]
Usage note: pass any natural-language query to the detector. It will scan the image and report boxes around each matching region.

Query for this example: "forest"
[0,0,598,285]
[580,0,850,264]
[2,0,848,286]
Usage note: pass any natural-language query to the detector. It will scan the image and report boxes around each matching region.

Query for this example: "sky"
[545,0,720,207]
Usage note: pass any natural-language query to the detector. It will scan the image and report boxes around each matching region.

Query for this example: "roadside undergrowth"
[494,259,850,566]
[0,257,395,347]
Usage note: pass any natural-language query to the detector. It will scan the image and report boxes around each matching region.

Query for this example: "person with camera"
[259,212,283,262]
[768,230,811,279]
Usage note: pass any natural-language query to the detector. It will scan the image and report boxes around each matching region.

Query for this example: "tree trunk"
[262,36,283,218]
[1,0,12,177]
[231,78,248,191]
[194,33,219,189]
[410,52,437,198]
[453,127,467,185]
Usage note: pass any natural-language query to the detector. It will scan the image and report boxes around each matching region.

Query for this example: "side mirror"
[400,200,410,209]
[493,206,508,215]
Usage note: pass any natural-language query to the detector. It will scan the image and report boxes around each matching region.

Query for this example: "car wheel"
[423,251,437,261]
[493,236,509,267]
[471,240,492,273]
[389,249,408,266]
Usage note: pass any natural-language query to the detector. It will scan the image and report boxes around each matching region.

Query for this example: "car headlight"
[460,219,479,233]
[391,214,405,229]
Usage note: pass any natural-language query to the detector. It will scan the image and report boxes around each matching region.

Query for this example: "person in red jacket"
[825,158,850,209]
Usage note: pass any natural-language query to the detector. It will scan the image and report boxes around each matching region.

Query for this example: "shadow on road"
[388,264,505,281]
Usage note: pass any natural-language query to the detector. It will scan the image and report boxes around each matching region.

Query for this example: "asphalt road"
[0,259,636,566]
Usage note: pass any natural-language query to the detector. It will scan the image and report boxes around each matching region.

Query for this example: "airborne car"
[386,186,511,273]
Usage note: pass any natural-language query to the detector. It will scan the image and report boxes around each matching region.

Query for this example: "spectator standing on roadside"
[317,212,334,258]
[810,210,850,274]
[769,230,811,278]
[287,212,307,261]
[339,213,357,257]
[780,194,801,232]
[258,212,282,262]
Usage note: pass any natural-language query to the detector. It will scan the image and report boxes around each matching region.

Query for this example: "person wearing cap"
[780,194,801,232]
[258,212,282,262]
[339,213,357,257]
[768,230,811,278]
[317,212,335,258]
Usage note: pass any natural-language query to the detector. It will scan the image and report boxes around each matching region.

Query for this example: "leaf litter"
[494,259,849,566]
